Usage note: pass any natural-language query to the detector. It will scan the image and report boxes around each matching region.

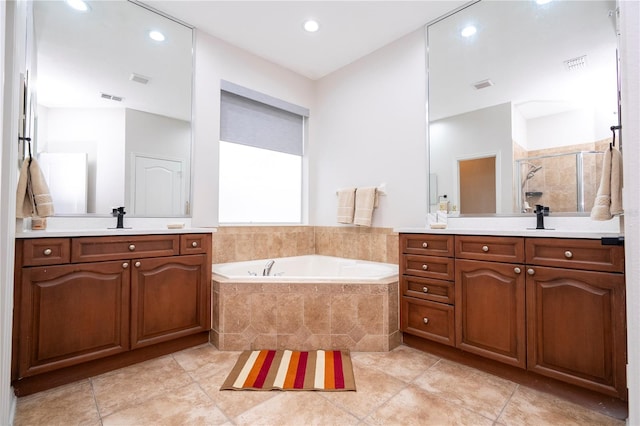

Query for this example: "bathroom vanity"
[399,231,627,401]
[11,230,212,396]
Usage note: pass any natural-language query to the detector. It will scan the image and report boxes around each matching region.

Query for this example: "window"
[218,81,308,223]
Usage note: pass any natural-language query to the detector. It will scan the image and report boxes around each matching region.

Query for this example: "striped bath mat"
[220,349,356,391]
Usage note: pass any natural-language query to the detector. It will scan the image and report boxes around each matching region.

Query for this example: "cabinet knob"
[564,250,573,259]
[514,267,521,274]
[527,268,535,275]
[43,248,52,256]
[422,242,428,248]
[422,286,429,293]
[192,241,198,248]
[482,245,489,252]
[135,261,141,268]
[422,264,428,271]
[122,262,129,269]
[129,244,136,251]
[423,318,429,324]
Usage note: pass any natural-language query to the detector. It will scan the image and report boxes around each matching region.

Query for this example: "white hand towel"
[337,187,356,224]
[353,187,378,227]
[16,158,55,219]
[590,147,623,221]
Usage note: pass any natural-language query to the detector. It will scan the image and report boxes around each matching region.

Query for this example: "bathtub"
[211,255,400,352]
[212,254,398,281]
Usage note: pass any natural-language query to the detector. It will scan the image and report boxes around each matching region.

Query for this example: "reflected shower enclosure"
[515,151,604,213]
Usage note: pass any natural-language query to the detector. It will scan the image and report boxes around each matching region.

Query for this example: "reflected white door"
[133,155,184,216]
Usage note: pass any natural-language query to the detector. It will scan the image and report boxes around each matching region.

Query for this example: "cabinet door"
[526,266,626,399]
[455,259,526,368]
[19,261,130,378]
[131,254,211,348]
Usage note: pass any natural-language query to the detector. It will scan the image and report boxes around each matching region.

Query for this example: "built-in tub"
[211,255,400,352]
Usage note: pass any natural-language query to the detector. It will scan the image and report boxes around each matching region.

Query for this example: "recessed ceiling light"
[536,0,552,5]
[66,0,89,12]
[461,25,477,38]
[149,30,166,42]
[303,20,320,33]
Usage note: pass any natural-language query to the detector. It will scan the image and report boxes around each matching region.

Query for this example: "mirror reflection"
[33,0,193,217]
[427,0,618,215]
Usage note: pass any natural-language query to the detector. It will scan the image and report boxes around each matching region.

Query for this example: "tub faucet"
[262,260,275,276]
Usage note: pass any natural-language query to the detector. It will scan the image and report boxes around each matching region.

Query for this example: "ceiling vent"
[473,79,494,90]
[100,92,124,102]
[564,55,587,71]
[129,73,150,85]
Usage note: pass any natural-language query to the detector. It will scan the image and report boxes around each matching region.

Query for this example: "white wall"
[38,107,125,213]
[430,103,513,214]
[312,30,428,228]
[527,107,611,151]
[190,30,315,227]
[0,1,22,423]
[620,1,639,424]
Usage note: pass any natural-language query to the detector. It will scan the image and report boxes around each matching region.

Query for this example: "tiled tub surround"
[211,276,400,352]
[211,226,399,265]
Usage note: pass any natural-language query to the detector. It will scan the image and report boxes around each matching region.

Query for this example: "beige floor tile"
[13,380,100,426]
[172,344,242,379]
[321,362,407,419]
[413,358,517,420]
[364,384,494,426]
[351,344,440,382]
[498,385,626,426]
[234,391,360,425]
[91,355,193,417]
[101,382,228,426]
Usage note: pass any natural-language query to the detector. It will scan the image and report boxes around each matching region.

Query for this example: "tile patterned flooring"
[13,344,625,425]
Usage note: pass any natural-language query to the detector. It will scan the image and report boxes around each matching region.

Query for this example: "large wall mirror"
[32,0,193,217]
[427,0,618,215]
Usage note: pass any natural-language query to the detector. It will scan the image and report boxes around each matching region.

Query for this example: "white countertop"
[15,217,216,238]
[396,215,623,239]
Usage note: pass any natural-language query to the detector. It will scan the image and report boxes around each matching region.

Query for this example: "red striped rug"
[220,350,356,391]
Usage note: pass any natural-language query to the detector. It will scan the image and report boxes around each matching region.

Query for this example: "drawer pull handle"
[43,248,52,256]
[422,264,428,271]
[514,267,521,274]
[192,241,198,248]
[422,287,429,293]
[122,262,129,269]
[482,245,489,252]
[527,268,535,275]
[423,318,429,324]
[422,242,428,248]
[129,244,136,251]
[135,261,141,268]
[564,250,573,259]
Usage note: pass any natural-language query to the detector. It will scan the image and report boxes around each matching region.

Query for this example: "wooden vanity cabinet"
[399,232,627,401]
[525,238,626,399]
[13,233,212,395]
[400,234,455,346]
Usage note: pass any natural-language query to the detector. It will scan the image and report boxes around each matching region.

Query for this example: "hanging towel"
[16,157,55,219]
[353,187,378,227]
[590,147,623,221]
[337,187,356,224]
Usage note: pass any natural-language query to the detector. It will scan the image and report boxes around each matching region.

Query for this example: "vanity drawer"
[525,238,624,273]
[21,238,71,266]
[455,235,524,263]
[71,235,180,263]
[402,275,454,305]
[402,297,454,346]
[402,255,454,281]
[180,234,210,255]
[401,234,454,257]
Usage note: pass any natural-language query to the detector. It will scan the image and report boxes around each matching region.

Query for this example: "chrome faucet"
[262,260,275,276]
